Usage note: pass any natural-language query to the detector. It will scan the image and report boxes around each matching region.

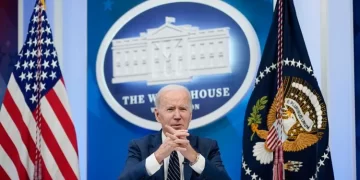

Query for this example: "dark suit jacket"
[119,131,231,180]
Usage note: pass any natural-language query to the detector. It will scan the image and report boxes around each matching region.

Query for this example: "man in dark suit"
[119,84,231,180]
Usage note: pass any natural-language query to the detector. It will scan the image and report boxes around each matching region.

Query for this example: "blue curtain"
[354,0,360,177]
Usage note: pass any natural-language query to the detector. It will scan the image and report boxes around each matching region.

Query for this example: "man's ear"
[154,108,160,122]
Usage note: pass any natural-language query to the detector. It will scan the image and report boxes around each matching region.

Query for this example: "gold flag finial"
[40,0,46,10]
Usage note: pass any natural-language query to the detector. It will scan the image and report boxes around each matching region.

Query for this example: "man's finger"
[165,136,173,141]
[164,125,186,134]
[166,132,189,140]
[174,139,189,145]
[175,147,187,152]
[174,131,189,138]
[164,125,176,134]
[169,141,181,149]
[166,132,177,140]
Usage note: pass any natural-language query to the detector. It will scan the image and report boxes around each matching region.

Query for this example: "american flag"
[0,0,79,180]
[265,119,283,151]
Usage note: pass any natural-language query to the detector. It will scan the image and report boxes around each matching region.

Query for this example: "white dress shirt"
[145,132,205,179]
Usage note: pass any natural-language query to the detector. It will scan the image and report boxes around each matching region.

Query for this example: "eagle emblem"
[248,76,328,171]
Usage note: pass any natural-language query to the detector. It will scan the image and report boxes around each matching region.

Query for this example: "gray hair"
[155,84,192,111]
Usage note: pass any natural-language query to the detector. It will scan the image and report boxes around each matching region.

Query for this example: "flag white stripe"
[41,140,65,180]
[7,74,63,179]
[0,146,19,180]
[41,96,79,178]
[0,106,34,179]
[7,75,37,142]
[53,81,72,118]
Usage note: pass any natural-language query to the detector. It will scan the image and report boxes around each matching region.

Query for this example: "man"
[119,84,231,180]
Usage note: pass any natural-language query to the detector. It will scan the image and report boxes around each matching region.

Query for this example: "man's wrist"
[190,152,199,165]
[154,151,163,164]
[146,153,163,176]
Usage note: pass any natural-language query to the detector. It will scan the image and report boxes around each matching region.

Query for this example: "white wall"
[61,1,87,180]
[326,0,356,179]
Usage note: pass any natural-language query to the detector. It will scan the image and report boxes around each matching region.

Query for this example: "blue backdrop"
[87,0,273,179]
[0,1,18,104]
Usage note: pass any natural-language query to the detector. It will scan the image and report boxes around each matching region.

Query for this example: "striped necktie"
[167,151,180,180]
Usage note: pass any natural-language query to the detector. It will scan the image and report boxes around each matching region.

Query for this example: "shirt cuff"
[145,153,162,176]
[189,154,205,174]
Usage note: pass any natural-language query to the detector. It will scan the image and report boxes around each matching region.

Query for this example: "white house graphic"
[111,17,231,85]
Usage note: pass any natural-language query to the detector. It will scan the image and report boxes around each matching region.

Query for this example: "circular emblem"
[96,0,260,130]
[247,75,329,172]
[267,77,325,151]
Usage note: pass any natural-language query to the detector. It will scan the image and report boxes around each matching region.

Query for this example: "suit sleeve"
[197,141,231,180]
[118,140,151,180]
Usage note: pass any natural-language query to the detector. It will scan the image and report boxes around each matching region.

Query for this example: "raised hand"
[154,129,189,163]
[164,125,198,163]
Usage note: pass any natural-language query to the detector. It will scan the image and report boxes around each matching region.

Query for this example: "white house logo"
[111,17,231,85]
[96,0,260,130]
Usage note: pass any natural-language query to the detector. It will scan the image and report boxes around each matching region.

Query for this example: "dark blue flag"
[241,0,334,179]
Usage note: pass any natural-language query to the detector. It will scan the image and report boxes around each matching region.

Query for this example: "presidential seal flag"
[241,0,334,179]
[0,0,79,180]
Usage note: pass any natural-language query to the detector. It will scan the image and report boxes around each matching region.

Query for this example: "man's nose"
[174,109,181,119]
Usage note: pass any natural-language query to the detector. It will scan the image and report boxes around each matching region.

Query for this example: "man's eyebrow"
[163,105,174,108]
[180,105,190,108]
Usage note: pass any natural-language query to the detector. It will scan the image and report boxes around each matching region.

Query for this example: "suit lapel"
[183,159,192,180]
[148,131,162,155]
[184,135,198,180]
[148,131,164,179]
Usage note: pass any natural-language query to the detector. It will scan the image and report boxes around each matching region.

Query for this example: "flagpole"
[18,0,24,51]
[54,0,63,70]
[34,1,46,178]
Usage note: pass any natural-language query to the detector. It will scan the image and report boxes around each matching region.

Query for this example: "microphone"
[182,159,189,165]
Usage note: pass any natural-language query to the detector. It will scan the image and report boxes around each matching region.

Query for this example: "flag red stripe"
[3,90,36,163]
[267,130,277,146]
[0,165,11,180]
[268,143,274,150]
[268,128,276,140]
[3,82,55,180]
[0,124,29,180]
[46,88,78,153]
[270,139,281,150]
[39,155,52,180]
[268,142,275,150]
[268,140,279,150]
[35,113,77,180]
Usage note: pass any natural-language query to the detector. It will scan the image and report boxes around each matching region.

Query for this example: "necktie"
[167,151,180,180]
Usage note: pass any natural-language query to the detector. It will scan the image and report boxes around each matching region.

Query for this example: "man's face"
[155,89,192,132]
